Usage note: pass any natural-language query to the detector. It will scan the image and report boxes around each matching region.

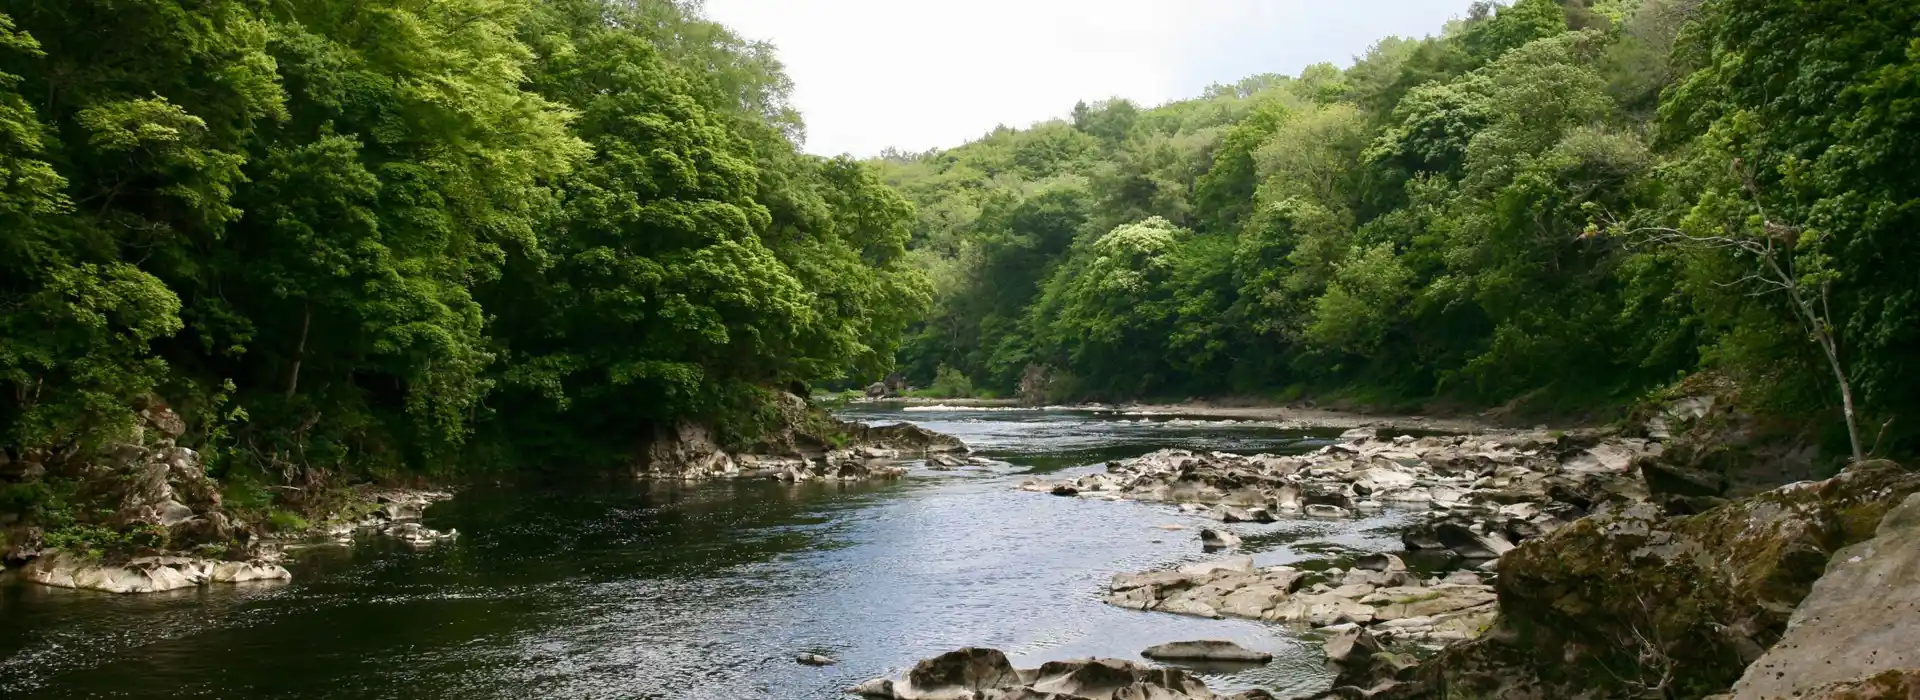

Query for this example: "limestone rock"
[1200,528,1241,550]
[857,649,1235,700]
[24,552,288,594]
[795,652,837,666]
[1728,493,1920,700]
[1140,640,1273,663]
[1396,461,1920,699]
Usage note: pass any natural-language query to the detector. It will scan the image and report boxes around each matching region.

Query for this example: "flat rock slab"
[1141,640,1273,662]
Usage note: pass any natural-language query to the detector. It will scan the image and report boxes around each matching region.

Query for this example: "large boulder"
[900,647,1024,698]
[853,421,970,455]
[1727,492,1920,700]
[1400,461,1920,700]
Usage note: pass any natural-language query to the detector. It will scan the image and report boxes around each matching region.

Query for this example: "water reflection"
[0,406,1374,699]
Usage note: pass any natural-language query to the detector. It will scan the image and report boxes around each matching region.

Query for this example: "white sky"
[701,0,1471,157]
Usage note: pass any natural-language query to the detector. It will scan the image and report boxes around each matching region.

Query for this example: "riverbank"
[994,393,1920,699]
[1110,402,1506,435]
[0,408,1355,699]
[855,396,1514,435]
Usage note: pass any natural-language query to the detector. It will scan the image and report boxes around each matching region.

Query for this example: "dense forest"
[884,0,1919,459]
[0,0,927,514]
[2,0,1917,533]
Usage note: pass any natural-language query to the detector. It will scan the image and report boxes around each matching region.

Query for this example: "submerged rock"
[1199,528,1242,550]
[795,652,837,666]
[1140,640,1273,662]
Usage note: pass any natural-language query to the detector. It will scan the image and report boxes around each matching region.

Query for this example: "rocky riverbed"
[1001,392,1920,700]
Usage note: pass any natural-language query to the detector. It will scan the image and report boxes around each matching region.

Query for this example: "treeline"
[0,0,926,488]
[885,0,1919,454]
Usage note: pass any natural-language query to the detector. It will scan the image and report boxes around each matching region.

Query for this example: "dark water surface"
[0,405,1415,699]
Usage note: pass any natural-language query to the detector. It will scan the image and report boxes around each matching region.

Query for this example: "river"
[0,405,1422,699]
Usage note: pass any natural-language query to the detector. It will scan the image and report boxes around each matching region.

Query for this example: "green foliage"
[266,509,310,533]
[0,0,931,502]
[888,0,1920,452]
[925,365,976,399]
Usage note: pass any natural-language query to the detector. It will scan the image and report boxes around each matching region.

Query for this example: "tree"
[1601,154,1866,462]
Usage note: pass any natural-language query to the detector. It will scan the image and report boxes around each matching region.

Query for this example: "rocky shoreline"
[8,482,464,595]
[984,394,1920,700]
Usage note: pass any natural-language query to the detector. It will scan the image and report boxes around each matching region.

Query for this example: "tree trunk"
[1813,328,1865,463]
[286,303,311,400]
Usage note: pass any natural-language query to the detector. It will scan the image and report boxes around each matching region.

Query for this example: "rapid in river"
[0,405,1425,699]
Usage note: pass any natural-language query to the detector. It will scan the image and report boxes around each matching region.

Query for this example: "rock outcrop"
[1394,461,1920,700]
[1630,376,1829,515]
[23,552,288,594]
[631,393,966,482]
[849,647,1279,700]
[3,399,297,594]
[1725,492,1920,700]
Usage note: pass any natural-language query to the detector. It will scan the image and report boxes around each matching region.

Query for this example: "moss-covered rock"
[1400,461,1920,700]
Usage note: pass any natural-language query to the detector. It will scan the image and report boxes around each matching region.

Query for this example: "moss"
[266,509,310,533]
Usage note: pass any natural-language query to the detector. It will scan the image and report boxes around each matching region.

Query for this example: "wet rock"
[387,521,458,547]
[1050,484,1080,497]
[1178,556,1255,577]
[1353,553,1406,573]
[856,648,1236,700]
[795,652,837,666]
[1140,640,1273,663]
[1200,528,1241,550]
[927,453,969,469]
[1432,522,1513,560]
[848,677,896,697]
[901,647,1023,697]
[1304,504,1351,519]
[210,560,293,583]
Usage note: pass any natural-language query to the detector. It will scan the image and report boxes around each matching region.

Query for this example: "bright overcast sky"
[701,0,1471,157]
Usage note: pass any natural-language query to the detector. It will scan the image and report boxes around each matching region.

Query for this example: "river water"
[0,405,1419,699]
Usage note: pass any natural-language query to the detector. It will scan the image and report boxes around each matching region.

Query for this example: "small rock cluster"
[1106,554,1495,646]
[324,489,458,546]
[848,647,1279,700]
[634,413,969,482]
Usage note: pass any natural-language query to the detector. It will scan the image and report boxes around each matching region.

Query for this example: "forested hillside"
[884,0,1918,457]
[0,0,927,499]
